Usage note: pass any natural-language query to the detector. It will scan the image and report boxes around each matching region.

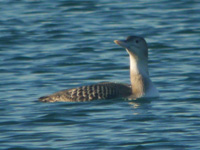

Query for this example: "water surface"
[1,0,200,149]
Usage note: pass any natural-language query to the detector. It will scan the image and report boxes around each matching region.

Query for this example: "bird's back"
[39,82,132,102]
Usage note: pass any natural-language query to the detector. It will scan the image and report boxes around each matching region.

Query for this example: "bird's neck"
[129,54,149,98]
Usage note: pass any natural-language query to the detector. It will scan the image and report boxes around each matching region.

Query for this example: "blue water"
[1,0,200,149]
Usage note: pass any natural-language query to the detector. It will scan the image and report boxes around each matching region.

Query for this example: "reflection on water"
[128,98,153,115]
[129,102,140,109]
[129,101,141,115]
[129,101,140,109]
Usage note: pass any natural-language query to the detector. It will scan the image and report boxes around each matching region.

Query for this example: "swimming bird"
[39,36,159,102]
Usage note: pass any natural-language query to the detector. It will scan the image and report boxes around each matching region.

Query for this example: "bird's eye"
[136,40,139,43]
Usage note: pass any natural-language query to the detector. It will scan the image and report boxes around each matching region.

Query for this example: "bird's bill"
[114,40,129,49]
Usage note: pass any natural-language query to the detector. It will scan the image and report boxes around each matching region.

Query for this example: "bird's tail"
[38,96,55,102]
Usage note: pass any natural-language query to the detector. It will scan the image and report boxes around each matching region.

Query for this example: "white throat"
[129,52,159,98]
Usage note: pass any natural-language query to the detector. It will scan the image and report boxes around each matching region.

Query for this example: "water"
[1,0,200,149]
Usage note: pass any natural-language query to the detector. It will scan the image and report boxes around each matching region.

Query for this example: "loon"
[39,36,159,102]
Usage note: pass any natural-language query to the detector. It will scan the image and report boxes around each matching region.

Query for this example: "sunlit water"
[1,0,200,149]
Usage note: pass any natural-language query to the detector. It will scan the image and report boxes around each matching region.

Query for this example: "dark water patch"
[7,56,35,61]
[6,147,35,150]
[58,1,97,7]
[149,43,172,50]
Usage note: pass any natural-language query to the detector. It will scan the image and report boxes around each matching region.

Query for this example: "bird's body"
[39,36,159,102]
[39,82,132,102]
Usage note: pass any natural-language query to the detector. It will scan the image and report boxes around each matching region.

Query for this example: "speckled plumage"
[39,82,132,102]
